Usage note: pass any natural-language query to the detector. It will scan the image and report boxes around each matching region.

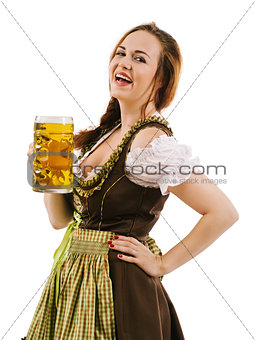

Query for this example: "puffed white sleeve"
[125,134,201,195]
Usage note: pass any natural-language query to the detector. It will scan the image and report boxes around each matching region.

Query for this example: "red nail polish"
[107,241,112,244]
[110,244,114,247]
[118,254,123,258]
[114,236,119,239]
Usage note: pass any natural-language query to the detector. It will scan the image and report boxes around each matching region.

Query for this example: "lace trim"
[74,115,173,197]
[126,135,177,163]
[126,136,201,194]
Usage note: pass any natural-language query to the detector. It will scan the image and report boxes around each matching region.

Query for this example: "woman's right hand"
[27,142,33,157]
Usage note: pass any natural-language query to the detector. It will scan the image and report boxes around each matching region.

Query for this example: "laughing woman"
[24,22,239,339]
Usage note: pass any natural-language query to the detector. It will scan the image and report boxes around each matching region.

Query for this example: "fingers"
[108,236,159,276]
[109,236,149,250]
[109,239,137,251]
[113,235,140,245]
[27,142,33,157]
[144,241,149,249]
[107,236,149,257]
[110,243,137,256]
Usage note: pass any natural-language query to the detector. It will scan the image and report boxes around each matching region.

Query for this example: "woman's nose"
[118,61,131,69]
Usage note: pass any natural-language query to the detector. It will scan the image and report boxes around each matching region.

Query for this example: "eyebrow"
[118,45,151,59]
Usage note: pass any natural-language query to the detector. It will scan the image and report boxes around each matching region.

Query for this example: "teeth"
[116,73,132,82]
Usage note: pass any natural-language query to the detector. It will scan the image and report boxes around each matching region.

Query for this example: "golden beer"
[33,116,74,193]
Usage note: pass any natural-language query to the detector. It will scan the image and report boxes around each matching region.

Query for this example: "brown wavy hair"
[74,21,183,150]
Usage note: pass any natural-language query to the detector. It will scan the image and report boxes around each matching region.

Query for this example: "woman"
[24,22,239,339]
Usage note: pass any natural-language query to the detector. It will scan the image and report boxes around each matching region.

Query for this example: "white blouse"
[74,112,201,196]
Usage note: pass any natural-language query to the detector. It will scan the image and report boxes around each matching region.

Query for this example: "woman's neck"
[117,101,160,136]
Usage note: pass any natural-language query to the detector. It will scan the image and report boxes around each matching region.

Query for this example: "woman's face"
[109,30,162,105]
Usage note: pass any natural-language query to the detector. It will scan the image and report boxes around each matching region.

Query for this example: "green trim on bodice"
[74,115,173,198]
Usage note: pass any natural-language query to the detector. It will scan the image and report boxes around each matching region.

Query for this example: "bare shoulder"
[130,126,168,152]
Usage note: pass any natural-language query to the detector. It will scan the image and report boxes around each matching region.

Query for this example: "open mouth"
[115,74,133,85]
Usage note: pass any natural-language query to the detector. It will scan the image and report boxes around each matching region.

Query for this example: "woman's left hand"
[108,235,164,278]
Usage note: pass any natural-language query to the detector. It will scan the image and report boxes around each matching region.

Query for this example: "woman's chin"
[110,90,134,102]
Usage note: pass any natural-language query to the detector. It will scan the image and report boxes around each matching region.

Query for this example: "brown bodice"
[64,115,174,242]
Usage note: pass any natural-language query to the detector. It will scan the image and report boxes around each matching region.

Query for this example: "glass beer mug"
[32,116,74,193]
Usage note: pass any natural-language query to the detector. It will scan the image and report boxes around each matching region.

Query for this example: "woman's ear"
[157,81,163,89]
[156,78,163,88]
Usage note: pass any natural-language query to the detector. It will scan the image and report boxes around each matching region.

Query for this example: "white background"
[0,1,254,339]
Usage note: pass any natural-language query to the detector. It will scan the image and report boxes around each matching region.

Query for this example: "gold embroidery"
[74,115,173,198]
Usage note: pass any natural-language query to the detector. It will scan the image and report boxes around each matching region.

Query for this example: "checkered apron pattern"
[26,227,117,340]
[25,225,164,339]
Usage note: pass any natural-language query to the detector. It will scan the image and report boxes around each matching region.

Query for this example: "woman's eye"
[115,52,145,63]
[135,56,145,63]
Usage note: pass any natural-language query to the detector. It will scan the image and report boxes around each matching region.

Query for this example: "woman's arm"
[43,193,74,230]
[159,172,239,276]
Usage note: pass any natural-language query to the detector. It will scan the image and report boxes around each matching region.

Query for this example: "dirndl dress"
[23,114,186,339]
